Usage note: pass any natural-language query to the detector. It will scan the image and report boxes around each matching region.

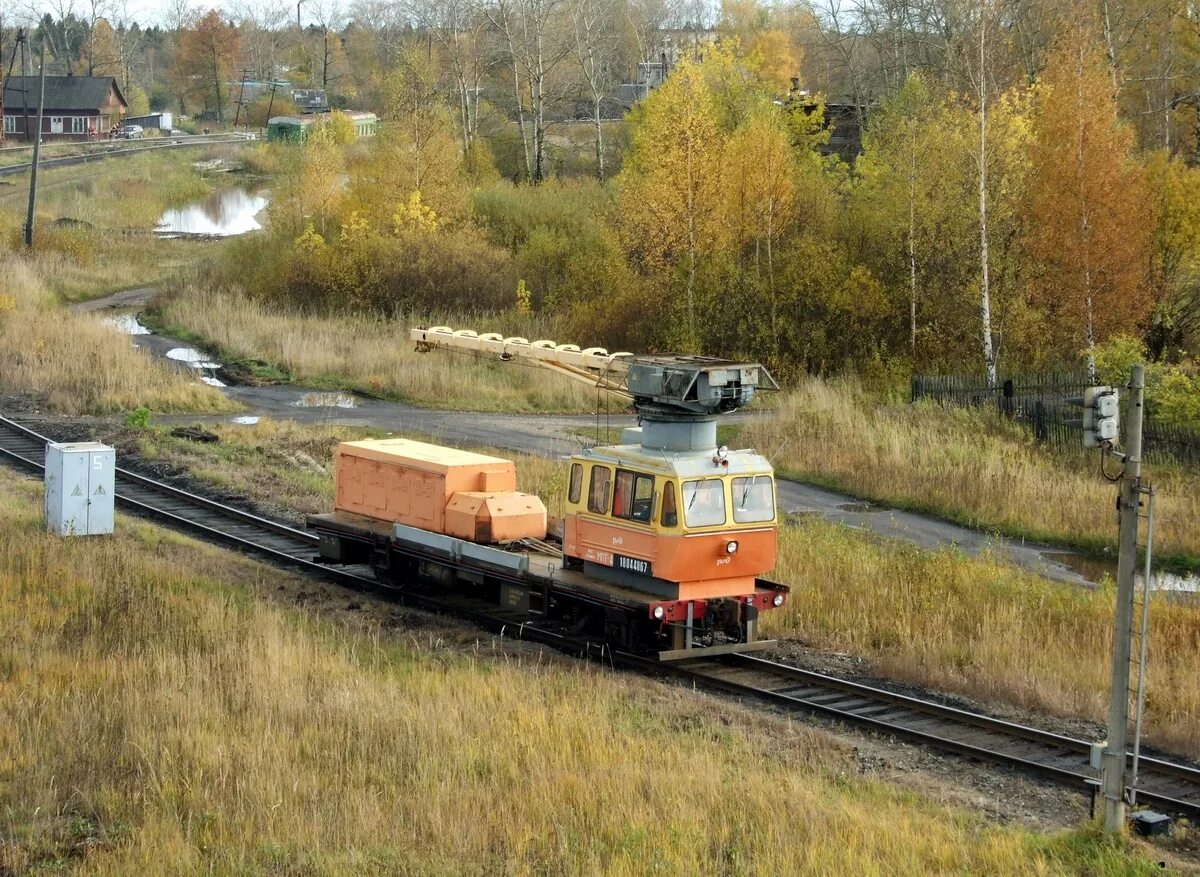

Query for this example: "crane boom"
[410,326,635,396]
[412,324,776,419]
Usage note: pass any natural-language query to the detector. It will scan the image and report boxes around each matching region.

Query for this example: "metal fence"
[911,370,1200,467]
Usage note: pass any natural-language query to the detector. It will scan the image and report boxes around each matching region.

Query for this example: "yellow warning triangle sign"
[94,484,106,496]
[70,485,83,497]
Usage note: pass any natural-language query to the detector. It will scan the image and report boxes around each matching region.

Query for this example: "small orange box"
[444,491,547,542]
[334,438,518,534]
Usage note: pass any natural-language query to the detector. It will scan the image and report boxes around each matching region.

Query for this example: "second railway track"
[2,412,1198,820]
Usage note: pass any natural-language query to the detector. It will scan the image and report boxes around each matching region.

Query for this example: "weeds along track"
[0,134,255,178]
[2,412,1199,819]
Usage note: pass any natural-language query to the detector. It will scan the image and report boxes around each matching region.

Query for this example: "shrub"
[227,222,515,317]
[125,407,152,429]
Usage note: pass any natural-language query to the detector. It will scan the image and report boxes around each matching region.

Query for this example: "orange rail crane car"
[308,330,788,659]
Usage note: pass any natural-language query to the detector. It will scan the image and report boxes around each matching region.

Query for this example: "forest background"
[9,0,1200,421]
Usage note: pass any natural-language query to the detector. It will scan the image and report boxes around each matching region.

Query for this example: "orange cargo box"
[333,438,545,540]
[445,491,547,543]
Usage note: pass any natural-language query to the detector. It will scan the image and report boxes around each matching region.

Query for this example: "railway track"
[0,134,255,177]
[2,412,1198,819]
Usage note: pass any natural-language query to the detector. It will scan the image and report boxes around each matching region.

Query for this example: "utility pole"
[21,31,29,143]
[264,79,279,129]
[2,29,22,145]
[1101,363,1146,834]
[24,41,45,248]
[233,66,253,128]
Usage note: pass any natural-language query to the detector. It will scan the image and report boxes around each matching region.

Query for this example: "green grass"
[0,466,1177,874]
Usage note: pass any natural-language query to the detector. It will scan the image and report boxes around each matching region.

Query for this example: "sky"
[18,0,257,29]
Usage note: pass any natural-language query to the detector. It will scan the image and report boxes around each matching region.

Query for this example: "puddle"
[232,416,261,425]
[163,346,225,389]
[836,501,882,513]
[102,313,151,335]
[1053,552,1200,594]
[165,347,222,370]
[292,392,357,409]
[156,187,269,237]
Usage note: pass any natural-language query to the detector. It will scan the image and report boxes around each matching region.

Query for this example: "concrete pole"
[1102,363,1145,834]
[23,41,45,249]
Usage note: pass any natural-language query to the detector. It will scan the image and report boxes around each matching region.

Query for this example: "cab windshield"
[732,475,775,523]
[682,479,726,527]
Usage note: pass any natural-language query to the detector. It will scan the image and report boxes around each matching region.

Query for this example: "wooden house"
[2,76,128,142]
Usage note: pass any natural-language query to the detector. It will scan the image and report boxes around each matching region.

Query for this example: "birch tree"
[618,58,727,346]
[571,0,619,179]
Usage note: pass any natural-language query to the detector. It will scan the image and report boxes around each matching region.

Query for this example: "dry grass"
[765,520,1200,757]
[154,285,612,413]
[0,254,234,414]
[124,419,1200,760]
[743,377,1200,565]
[0,148,239,303]
[0,468,1166,875]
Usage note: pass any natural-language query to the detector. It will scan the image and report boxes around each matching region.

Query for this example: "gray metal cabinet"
[44,442,115,536]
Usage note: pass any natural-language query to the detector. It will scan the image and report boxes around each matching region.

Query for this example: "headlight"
[772,594,784,607]
[653,605,665,620]
[726,541,739,554]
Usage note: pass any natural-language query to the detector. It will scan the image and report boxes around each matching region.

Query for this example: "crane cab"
[562,437,780,609]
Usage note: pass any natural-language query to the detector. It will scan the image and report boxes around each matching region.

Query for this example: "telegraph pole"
[24,41,45,248]
[1101,363,1146,833]
[233,67,253,129]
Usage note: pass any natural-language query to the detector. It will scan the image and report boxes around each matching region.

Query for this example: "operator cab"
[562,355,781,606]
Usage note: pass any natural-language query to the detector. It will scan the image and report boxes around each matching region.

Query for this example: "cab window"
[732,475,775,523]
[661,481,678,527]
[587,465,611,514]
[682,479,726,527]
[613,469,654,523]
[568,463,583,504]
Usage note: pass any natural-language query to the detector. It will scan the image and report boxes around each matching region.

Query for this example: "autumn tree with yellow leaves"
[1022,19,1153,371]
[724,105,795,359]
[350,49,468,229]
[618,58,727,348]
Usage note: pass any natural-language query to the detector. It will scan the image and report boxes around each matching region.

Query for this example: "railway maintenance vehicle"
[307,328,789,659]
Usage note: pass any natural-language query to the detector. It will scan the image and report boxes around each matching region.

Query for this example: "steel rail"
[2,413,1198,818]
[660,653,1200,817]
[0,134,255,177]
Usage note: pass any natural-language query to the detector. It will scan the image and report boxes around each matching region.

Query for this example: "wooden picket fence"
[911,370,1200,467]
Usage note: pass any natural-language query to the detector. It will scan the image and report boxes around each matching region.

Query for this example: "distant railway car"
[343,111,378,138]
[266,115,314,143]
[309,348,788,659]
[266,110,378,143]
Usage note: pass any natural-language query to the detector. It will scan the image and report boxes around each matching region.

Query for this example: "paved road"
[78,293,1098,587]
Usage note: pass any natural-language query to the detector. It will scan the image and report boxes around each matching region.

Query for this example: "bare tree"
[801,0,871,126]
[230,0,290,80]
[424,0,488,151]
[28,0,85,74]
[305,0,344,87]
[571,0,619,178]
[514,0,573,181]
[479,0,533,179]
